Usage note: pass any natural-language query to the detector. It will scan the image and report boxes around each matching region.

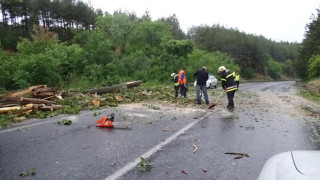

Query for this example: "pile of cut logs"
[0,85,63,115]
[0,81,143,116]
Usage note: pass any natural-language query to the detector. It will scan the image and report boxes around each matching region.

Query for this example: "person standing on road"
[178,67,187,97]
[194,66,209,105]
[218,66,237,110]
[171,73,180,97]
[235,73,240,89]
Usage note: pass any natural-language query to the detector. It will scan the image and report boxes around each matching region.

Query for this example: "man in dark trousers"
[218,66,237,110]
[171,73,179,97]
[178,67,187,97]
[194,66,209,105]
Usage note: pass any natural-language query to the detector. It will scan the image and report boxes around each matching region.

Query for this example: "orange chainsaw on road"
[95,113,131,128]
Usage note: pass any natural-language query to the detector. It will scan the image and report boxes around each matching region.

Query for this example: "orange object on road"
[95,113,115,127]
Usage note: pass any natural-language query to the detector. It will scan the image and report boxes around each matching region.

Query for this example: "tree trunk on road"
[89,80,142,95]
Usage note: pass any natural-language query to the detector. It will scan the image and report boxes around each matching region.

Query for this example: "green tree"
[128,18,173,56]
[281,59,295,78]
[296,9,320,80]
[160,14,185,40]
[188,49,240,82]
[307,55,320,79]
[267,58,282,79]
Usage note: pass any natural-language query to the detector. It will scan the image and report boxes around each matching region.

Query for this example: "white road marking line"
[105,112,212,180]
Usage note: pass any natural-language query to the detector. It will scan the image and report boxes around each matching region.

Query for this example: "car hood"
[257,151,320,180]
[292,151,320,176]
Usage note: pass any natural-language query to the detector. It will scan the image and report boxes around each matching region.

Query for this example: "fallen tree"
[89,80,142,95]
[1,85,47,99]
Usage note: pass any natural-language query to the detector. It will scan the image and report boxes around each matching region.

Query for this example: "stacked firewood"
[0,85,63,116]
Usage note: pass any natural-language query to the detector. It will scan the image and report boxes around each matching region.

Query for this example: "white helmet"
[171,73,176,77]
[218,66,226,73]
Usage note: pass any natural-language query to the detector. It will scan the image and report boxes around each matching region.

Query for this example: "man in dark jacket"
[171,73,179,97]
[194,66,209,105]
[218,66,237,110]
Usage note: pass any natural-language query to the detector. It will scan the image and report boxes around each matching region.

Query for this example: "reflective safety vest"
[221,71,237,92]
[235,75,240,81]
[178,70,186,84]
[173,74,179,86]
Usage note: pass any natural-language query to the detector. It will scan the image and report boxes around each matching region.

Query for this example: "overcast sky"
[85,0,319,43]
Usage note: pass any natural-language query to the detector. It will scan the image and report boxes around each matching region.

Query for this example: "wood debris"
[0,80,143,124]
[92,99,100,107]
[193,144,198,153]
[163,127,170,131]
[181,170,188,174]
[114,95,123,102]
[142,90,152,96]
[224,152,249,159]
[0,85,62,116]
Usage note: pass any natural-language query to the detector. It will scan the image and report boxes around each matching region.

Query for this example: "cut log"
[0,106,21,114]
[0,104,36,114]
[2,85,46,99]
[21,104,36,115]
[32,91,55,98]
[0,104,20,108]
[92,99,100,107]
[89,84,127,95]
[38,105,63,111]
[89,80,142,95]
[125,80,143,88]
[20,97,52,105]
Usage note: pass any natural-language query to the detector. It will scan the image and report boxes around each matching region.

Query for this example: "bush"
[308,55,320,80]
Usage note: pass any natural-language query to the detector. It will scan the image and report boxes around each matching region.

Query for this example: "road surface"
[1,81,319,180]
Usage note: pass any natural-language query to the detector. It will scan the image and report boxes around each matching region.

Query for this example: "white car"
[258,151,320,180]
[194,74,217,88]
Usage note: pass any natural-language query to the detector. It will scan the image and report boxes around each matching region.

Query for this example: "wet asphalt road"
[1,81,319,180]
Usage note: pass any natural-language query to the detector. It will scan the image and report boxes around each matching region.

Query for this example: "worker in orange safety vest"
[178,67,187,97]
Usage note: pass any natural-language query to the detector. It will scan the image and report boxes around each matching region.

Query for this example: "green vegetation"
[139,157,152,172]
[299,91,320,103]
[189,25,299,79]
[0,114,15,127]
[19,167,36,177]
[0,83,196,127]
[298,78,320,103]
[142,104,160,110]
[57,119,72,126]
[295,9,320,81]
[93,112,102,116]
[1,1,311,93]
[0,1,319,124]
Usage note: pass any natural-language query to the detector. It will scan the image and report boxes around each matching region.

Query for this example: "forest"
[0,0,319,91]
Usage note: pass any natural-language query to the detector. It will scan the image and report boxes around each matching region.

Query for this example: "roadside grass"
[299,78,320,104]
[299,90,320,104]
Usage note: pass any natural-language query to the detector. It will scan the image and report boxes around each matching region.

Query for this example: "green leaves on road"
[19,167,36,177]
[57,119,72,126]
[139,157,152,172]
